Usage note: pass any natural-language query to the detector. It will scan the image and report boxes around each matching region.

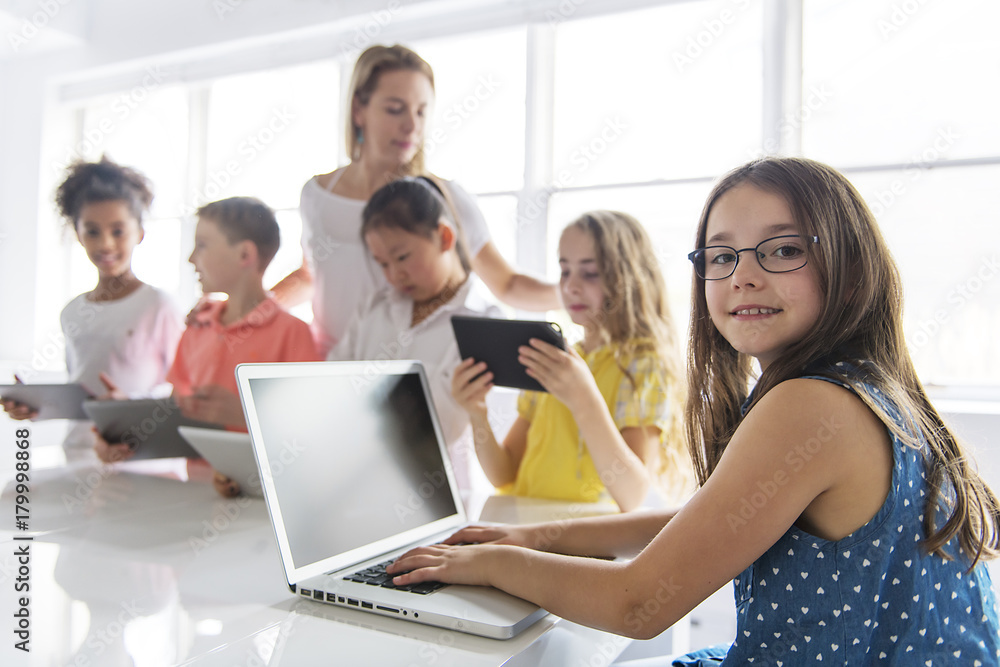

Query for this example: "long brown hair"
[685,156,999,565]
[564,211,693,500]
[346,44,434,175]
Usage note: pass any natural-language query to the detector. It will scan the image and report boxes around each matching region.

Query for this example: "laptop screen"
[246,369,459,570]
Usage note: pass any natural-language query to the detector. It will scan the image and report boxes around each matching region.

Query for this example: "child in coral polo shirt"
[95,197,319,482]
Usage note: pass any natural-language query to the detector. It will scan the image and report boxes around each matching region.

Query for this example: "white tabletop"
[0,419,679,666]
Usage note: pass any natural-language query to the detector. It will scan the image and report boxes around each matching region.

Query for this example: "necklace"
[411,277,465,327]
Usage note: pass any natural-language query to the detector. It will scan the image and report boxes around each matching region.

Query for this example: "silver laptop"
[177,426,262,497]
[234,360,546,639]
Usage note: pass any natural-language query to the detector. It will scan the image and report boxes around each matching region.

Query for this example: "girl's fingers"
[454,359,487,385]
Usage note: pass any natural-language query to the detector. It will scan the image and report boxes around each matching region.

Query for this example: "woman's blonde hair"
[563,211,693,501]
[346,44,434,175]
[685,156,1000,566]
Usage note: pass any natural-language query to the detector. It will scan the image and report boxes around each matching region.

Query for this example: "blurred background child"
[451,211,693,511]
[328,177,502,501]
[2,157,182,434]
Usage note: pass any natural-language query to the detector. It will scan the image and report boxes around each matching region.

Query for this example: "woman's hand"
[93,427,135,464]
[387,543,500,587]
[518,339,599,412]
[450,358,493,420]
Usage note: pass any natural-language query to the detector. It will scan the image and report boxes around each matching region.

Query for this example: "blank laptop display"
[235,360,545,639]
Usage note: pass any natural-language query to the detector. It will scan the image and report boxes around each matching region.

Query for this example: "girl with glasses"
[387,156,1000,665]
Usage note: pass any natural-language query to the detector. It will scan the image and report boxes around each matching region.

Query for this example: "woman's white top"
[299,172,491,356]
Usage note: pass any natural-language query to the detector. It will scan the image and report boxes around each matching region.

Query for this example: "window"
[802,0,1000,384]
[37,0,1000,387]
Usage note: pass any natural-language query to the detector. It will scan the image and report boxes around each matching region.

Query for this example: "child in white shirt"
[329,177,502,499]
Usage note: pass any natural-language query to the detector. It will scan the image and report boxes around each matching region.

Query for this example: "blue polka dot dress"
[673,367,1000,666]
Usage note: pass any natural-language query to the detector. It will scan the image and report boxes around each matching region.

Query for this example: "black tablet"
[0,383,92,421]
[450,315,565,392]
[83,398,224,460]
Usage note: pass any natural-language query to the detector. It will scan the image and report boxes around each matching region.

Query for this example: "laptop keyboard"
[342,559,447,595]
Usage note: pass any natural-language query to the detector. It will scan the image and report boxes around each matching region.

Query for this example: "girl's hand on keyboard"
[387,543,499,588]
[442,524,534,549]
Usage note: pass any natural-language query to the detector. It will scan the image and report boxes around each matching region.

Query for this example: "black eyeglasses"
[687,235,819,280]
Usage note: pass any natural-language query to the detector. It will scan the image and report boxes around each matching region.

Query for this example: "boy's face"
[189,217,243,295]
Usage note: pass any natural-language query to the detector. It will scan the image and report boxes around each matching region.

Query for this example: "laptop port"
[326,593,336,602]
[376,605,399,614]
[313,590,323,600]
[300,589,311,597]
[361,601,373,609]
[338,596,345,603]
[347,598,359,606]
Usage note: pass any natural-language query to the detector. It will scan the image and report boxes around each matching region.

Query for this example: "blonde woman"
[273,44,558,355]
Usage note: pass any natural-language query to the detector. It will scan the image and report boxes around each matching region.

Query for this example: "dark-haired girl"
[328,177,502,501]
[3,158,182,422]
